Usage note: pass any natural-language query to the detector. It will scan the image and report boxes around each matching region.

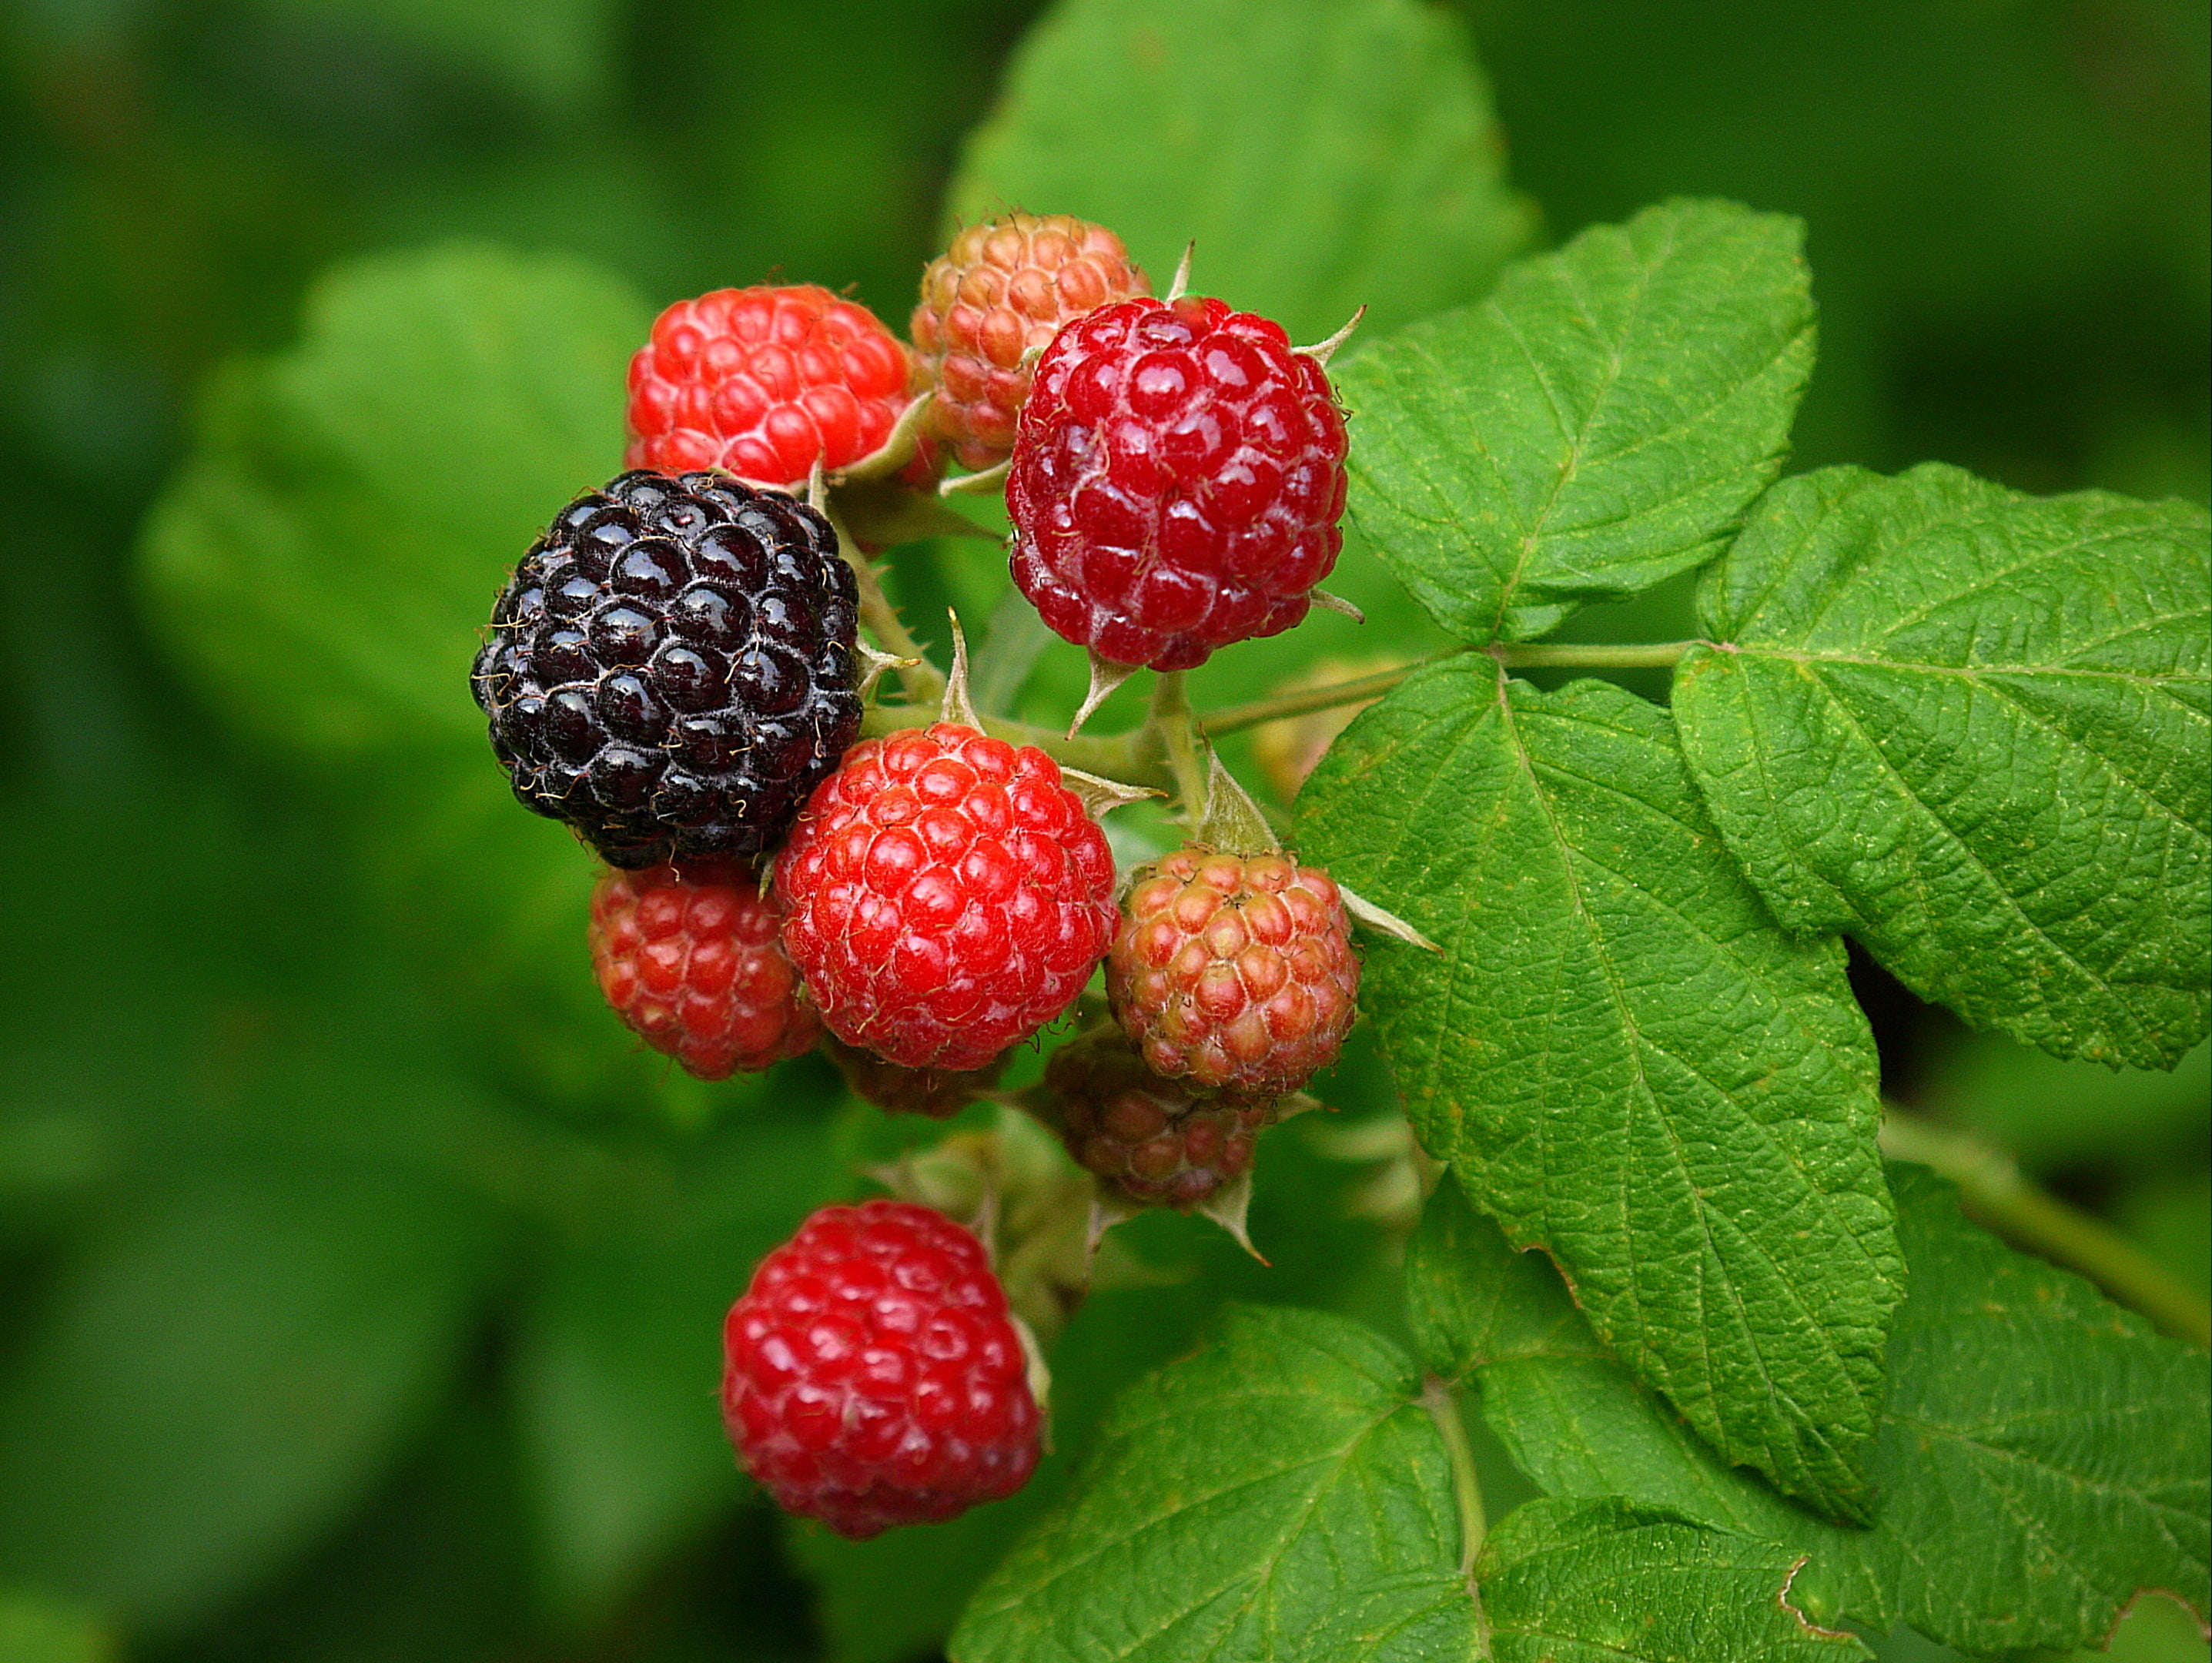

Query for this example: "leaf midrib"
[1735,644,2210,698]
[1484,222,1665,638]
[1493,687,1872,1494]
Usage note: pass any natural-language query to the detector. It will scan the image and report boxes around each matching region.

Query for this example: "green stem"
[1150,670,1210,821]
[1196,641,1699,737]
[1493,640,1695,671]
[1421,1374,1489,1579]
[822,497,946,707]
[1881,1109,2211,1348]
[1199,661,1431,738]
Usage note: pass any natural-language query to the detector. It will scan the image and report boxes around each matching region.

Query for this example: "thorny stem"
[1196,641,1699,738]
[822,498,947,708]
[1881,1108,2212,1349]
[1150,671,1210,821]
[1421,1374,1490,1584]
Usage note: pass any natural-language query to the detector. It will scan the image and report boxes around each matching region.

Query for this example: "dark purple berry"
[471,470,861,868]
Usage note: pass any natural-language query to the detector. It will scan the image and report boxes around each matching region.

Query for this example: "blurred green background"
[0,0,2204,1659]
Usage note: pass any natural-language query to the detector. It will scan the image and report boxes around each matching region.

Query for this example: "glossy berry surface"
[627,286,913,489]
[1046,1032,1277,1208]
[721,1200,1040,1539]
[1109,847,1360,1095]
[1008,295,1349,671]
[589,860,818,1079]
[911,212,1149,472]
[471,470,861,869]
[827,1036,1007,1120]
[775,723,1117,1072]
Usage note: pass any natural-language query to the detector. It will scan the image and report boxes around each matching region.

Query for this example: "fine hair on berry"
[721,1200,1041,1538]
[472,470,861,869]
[1008,294,1350,671]
[774,722,1118,1072]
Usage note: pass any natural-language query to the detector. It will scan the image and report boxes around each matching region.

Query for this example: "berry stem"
[821,497,949,706]
[1421,1374,1491,1584]
[1880,1108,2212,1347]
[1149,671,1210,822]
[1194,641,1702,737]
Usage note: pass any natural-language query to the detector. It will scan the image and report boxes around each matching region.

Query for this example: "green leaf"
[132,244,684,1098]
[1410,1169,2212,1655]
[949,1293,1879,1661]
[1334,198,1815,644]
[1404,1166,1610,1383]
[950,1305,1465,1663]
[1480,1497,1866,1661]
[0,1159,503,1631]
[140,241,647,765]
[1297,662,1900,1520]
[1673,463,2212,1068]
[947,0,1531,344]
[1869,1166,2212,1652]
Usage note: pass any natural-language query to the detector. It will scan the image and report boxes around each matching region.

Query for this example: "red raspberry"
[826,1036,1008,1120]
[588,859,819,1080]
[775,723,1117,1072]
[1108,847,1360,1095]
[911,213,1150,472]
[1045,1032,1278,1208]
[721,1200,1040,1538]
[626,286,913,489]
[1008,295,1350,671]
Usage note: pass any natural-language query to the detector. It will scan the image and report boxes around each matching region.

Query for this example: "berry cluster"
[469,209,1365,1541]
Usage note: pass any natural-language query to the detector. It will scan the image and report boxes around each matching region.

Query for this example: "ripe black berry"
[472,470,862,868]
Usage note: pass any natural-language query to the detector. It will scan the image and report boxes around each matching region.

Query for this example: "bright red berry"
[1008,295,1350,671]
[911,212,1150,473]
[1108,847,1360,1095]
[626,285,914,489]
[826,1036,1008,1120]
[775,723,1117,1072]
[721,1200,1041,1539]
[1045,1032,1278,1208]
[589,859,819,1079]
